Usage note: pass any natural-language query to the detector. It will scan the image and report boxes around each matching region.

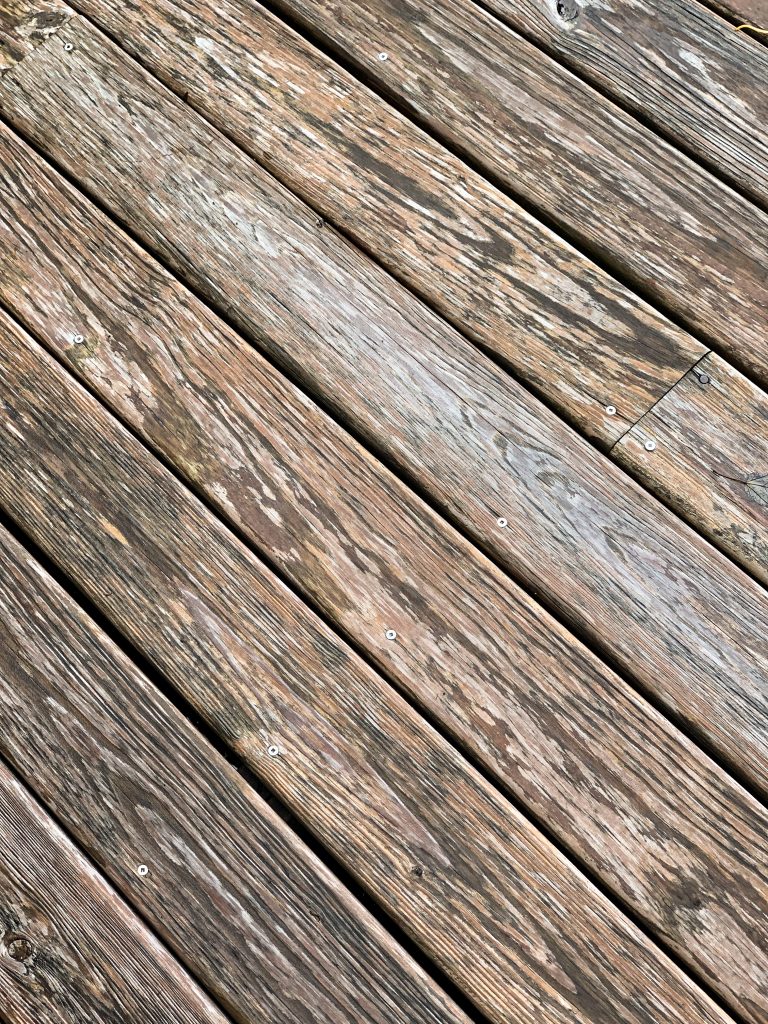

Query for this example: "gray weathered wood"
[476,0,768,208]
[59,0,704,446]
[0,20,766,798]
[0,0,68,73]
[0,308,736,1024]
[1,123,767,1021]
[0,527,471,1024]
[707,0,768,27]
[0,761,230,1024]
[263,0,768,387]
[614,354,768,586]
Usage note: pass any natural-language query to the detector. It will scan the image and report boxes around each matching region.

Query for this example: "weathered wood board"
[479,0,768,207]
[614,354,768,585]
[58,0,704,446]
[708,0,768,27]
[264,0,768,386]
[0,311,737,1024]
[1,20,766,798]
[0,0,67,72]
[0,527,470,1024]
[0,762,229,1024]
[2,126,767,1019]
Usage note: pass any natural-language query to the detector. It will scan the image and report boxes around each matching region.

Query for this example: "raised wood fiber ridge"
[0,310,736,1024]
[614,354,768,586]
[2,125,767,1019]
[0,760,227,1024]
[264,0,768,388]
[2,19,766,796]
[0,527,469,1024]
[55,0,703,446]
[480,0,768,208]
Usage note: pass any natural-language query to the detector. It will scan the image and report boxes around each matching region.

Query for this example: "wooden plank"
[2,126,768,1021]
[0,528,471,1024]
[0,311,737,1024]
[1,20,767,801]
[261,0,768,387]
[58,0,704,447]
[0,761,230,1024]
[708,0,768,27]
[475,0,768,208]
[0,0,68,73]
[613,354,768,586]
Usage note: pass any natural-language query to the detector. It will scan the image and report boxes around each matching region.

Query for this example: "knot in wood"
[5,934,34,962]
[555,0,579,23]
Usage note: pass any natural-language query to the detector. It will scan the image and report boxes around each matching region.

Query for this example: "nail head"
[72,334,84,345]
[385,629,397,640]
[63,42,73,51]
[378,52,389,61]
[605,405,616,416]
[497,517,508,528]
[267,744,280,757]
[136,864,149,877]
[644,439,657,452]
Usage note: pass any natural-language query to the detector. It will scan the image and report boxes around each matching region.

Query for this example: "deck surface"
[0,2,766,1023]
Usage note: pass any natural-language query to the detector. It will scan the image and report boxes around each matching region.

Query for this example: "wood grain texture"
[0,528,470,1024]
[264,0,768,387]
[0,762,229,1024]
[1,124,768,1021]
[0,0,68,73]
[479,0,768,208]
[0,310,738,1024]
[1,21,766,798]
[707,0,768,27]
[614,354,768,586]
[63,0,703,446]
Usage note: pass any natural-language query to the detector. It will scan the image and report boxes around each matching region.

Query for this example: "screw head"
[63,42,73,51]
[267,744,280,757]
[378,52,388,61]
[698,373,710,385]
[497,517,508,528]
[644,439,657,452]
[72,334,84,345]
[605,405,616,416]
[385,629,397,640]
[136,864,149,877]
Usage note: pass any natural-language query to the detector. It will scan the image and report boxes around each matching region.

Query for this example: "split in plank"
[614,354,768,586]
[263,0,768,387]
[50,0,704,445]
[1,121,768,1021]
[0,760,229,1024]
[477,0,768,208]
[0,306,737,1024]
[1,18,766,797]
[0,525,470,1024]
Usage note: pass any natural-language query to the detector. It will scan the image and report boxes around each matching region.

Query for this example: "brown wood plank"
[0,527,471,1024]
[475,0,768,207]
[613,354,768,586]
[708,0,768,28]
[0,309,737,1024]
[261,0,768,387]
[2,125,767,1020]
[0,761,229,1024]
[58,0,703,446]
[0,18,766,799]
[0,0,68,73]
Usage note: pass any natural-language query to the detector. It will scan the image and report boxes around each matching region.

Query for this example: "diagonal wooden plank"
[708,0,768,26]
[0,760,230,1024]
[0,0,68,73]
[0,308,737,1024]
[475,0,768,208]
[613,354,768,585]
[259,0,768,388]
[51,0,704,447]
[0,527,472,1024]
[1,123,767,1021]
[0,17,765,798]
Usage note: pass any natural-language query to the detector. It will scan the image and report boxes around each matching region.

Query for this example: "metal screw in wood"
[605,405,616,416]
[644,439,657,452]
[267,745,280,757]
[378,52,388,61]
[73,334,84,345]
[63,42,73,51]
[386,629,397,640]
[497,517,508,528]
[136,864,149,877]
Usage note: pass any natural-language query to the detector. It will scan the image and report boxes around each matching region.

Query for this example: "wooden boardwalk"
[0,1,766,1022]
